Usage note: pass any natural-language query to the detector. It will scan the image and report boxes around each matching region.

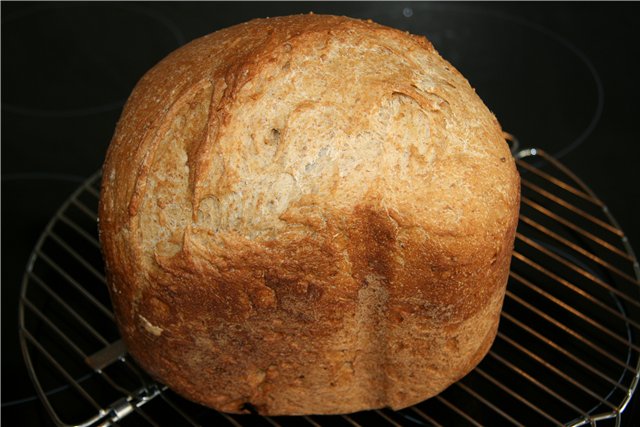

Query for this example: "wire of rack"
[19,147,640,427]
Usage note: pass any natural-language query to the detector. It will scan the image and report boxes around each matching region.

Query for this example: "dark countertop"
[2,2,639,425]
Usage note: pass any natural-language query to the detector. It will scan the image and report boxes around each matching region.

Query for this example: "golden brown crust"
[99,14,520,415]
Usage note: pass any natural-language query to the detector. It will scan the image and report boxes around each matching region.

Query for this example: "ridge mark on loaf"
[127,78,214,218]
[348,204,399,400]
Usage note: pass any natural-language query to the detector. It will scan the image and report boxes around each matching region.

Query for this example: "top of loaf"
[100,14,519,316]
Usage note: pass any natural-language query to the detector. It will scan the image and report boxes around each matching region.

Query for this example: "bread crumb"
[139,315,163,336]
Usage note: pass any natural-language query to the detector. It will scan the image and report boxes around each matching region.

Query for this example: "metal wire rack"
[19,148,640,426]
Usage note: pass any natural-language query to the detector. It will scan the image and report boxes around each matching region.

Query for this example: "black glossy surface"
[3,2,639,425]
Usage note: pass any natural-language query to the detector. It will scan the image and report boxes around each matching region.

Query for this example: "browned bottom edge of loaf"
[126,314,500,417]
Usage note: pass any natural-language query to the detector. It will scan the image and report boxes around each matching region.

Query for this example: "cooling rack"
[19,148,640,427]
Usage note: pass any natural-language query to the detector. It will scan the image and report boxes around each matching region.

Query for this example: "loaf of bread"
[99,14,520,415]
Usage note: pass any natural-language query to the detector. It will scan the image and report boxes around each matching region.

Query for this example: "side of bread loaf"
[99,14,520,415]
